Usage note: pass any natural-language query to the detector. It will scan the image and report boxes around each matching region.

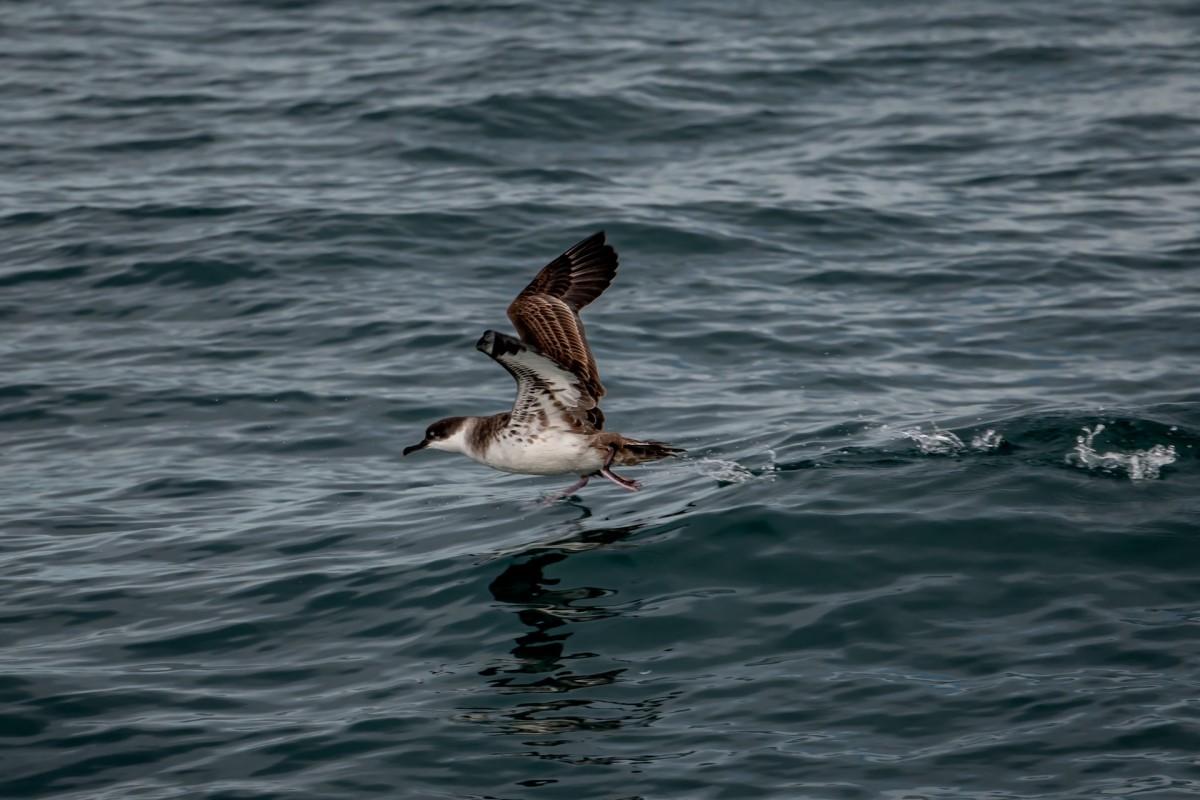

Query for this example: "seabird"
[404,231,681,497]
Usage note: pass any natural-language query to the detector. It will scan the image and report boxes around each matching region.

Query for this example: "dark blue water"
[3,2,1200,798]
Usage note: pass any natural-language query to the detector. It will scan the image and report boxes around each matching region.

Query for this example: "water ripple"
[2,1,1199,798]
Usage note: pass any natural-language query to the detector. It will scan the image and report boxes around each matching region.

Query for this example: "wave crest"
[1067,424,1177,481]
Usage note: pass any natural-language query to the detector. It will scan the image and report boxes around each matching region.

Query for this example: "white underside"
[427,417,607,477]
[473,430,605,476]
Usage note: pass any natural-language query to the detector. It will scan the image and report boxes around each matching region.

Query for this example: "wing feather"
[514,230,617,311]
[476,330,603,433]
[508,294,605,402]
[506,231,617,405]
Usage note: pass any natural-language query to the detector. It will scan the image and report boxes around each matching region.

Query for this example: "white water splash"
[1067,424,1177,481]
[970,429,1004,451]
[903,425,966,455]
[694,457,758,484]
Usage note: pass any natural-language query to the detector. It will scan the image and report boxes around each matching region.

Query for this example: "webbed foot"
[600,467,641,492]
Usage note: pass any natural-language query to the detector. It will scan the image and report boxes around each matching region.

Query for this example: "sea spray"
[1066,424,1177,481]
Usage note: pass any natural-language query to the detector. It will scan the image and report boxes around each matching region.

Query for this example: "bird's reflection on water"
[482,524,635,691]
[458,521,680,749]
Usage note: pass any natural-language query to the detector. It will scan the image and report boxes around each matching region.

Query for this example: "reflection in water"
[482,523,638,697]
[460,523,679,749]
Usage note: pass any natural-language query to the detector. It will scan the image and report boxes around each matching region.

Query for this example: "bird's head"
[403,416,469,456]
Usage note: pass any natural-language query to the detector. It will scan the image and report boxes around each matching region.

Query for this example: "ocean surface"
[3,1,1199,798]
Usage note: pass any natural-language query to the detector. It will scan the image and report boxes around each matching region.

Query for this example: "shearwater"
[404,231,682,498]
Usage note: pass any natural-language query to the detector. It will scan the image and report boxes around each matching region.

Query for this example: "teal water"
[3,2,1200,798]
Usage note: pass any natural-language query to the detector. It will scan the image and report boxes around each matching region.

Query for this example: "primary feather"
[506,231,617,405]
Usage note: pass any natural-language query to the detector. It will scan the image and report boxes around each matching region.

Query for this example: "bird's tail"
[615,437,685,466]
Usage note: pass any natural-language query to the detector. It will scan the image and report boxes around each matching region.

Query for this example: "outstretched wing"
[512,230,618,311]
[476,330,604,432]
[506,231,618,405]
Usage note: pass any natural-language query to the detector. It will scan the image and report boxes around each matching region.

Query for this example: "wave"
[91,258,271,289]
[721,410,1196,484]
[1066,424,1178,481]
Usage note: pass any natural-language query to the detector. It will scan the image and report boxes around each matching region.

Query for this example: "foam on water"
[694,456,759,483]
[903,425,966,455]
[970,428,1005,451]
[1066,424,1178,481]
[904,424,1008,456]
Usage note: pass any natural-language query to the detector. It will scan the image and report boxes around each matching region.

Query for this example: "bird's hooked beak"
[403,439,430,456]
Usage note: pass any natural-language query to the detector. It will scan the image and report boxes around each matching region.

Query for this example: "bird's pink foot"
[542,475,590,504]
[600,467,641,492]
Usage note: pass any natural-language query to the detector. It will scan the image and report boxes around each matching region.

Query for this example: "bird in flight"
[404,231,681,498]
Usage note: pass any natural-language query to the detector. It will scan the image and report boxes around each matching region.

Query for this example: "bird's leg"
[543,474,591,504]
[560,474,591,496]
[601,445,641,491]
[600,468,641,492]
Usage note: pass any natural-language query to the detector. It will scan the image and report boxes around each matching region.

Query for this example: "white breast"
[474,429,604,476]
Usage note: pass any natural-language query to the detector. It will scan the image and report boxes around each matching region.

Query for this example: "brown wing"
[506,231,618,410]
[513,230,618,312]
[476,329,605,433]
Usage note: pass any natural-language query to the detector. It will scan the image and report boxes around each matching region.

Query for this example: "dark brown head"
[403,416,469,456]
